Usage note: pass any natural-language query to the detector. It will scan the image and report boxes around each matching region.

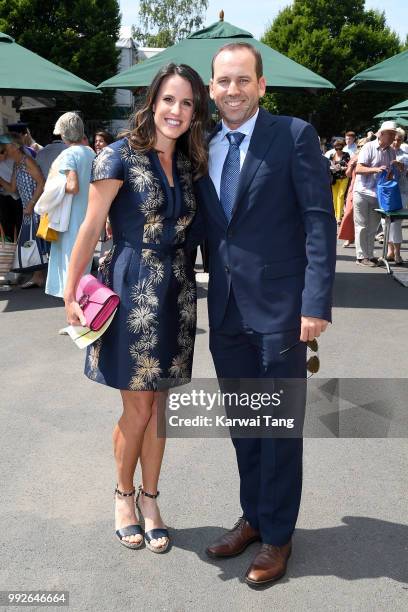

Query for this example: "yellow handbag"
[36,213,58,242]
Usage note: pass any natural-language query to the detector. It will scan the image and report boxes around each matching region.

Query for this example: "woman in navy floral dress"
[86,137,197,391]
[64,64,209,552]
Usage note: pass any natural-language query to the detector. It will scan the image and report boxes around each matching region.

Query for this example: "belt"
[115,237,186,256]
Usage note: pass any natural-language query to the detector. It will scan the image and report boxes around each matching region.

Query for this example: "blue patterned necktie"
[220,131,245,221]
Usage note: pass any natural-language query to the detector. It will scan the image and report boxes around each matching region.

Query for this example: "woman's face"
[4,143,20,161]
[94,135,107,153]
[392,135,403,150]
[152,75,194,149]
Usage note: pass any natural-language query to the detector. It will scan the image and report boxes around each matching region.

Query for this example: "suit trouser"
[353,192,380,260]
[209,290,307,546]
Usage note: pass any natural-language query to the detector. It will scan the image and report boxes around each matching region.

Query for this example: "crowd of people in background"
[1,114,408,296]
[321,123,408,266]
[0,118,114,291]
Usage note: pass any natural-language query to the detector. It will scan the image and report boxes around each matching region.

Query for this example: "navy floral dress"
[85,138,197,391]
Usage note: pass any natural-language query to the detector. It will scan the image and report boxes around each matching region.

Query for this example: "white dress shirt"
[343,143,358,156]
[209,109,259,198]
[353,139,396,198]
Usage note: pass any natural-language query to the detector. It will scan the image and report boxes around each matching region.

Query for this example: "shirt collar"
[375,139,391,151]
[219,109,259,142]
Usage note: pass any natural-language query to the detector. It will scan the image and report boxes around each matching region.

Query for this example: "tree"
[0,0,121,134]
[132,0,208,48]
[261,0,403,135]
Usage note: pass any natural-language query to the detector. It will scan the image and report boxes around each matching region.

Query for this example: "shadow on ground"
[333,272,408,309]
[173,516,408,587]
[0,286,62,312]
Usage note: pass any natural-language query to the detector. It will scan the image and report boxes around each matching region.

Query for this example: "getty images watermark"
[167,388,293,429]
[157,378,408,438]
[157,378,307,438]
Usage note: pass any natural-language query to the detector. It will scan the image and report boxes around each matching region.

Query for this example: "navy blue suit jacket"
[191,108,337,334]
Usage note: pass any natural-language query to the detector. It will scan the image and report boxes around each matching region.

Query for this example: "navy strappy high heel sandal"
[136,486,169,553]
[115,485,144,549]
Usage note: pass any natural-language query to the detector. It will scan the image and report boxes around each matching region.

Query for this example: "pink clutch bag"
[76,274,120,331]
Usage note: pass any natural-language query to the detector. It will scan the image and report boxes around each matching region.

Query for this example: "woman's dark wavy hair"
[127,63,209,179]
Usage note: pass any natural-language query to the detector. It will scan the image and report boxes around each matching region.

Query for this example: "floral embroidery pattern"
[129,165,155,192]
[87,139,197,390]
[143,214,164,244]
[87,339,102,380]
[91,146,117,181]
[98,245,115,286]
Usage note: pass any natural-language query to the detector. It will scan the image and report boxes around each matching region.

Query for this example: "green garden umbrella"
[374,110,408,120]
[388,99,408,112]
[381,116,408,128]
[0,31,100,96]
[344,49,408,93]
[99,20,334,92]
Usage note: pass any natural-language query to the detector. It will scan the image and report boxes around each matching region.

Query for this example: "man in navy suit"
[192,43,336,586]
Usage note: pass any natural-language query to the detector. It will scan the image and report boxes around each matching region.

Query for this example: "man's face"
[345,135,355,145]
[210,48,266,129]
[379,130,396,148]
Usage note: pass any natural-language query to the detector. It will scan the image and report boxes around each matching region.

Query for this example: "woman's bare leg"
[387,241,395,259]
[138,391,168,549]
[113,390,154,544]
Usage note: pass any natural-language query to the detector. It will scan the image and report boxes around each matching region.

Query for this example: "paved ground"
[1,236,407,612]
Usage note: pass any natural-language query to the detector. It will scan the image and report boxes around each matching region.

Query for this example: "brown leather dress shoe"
[245,541,292,586]
[206,517,261,558]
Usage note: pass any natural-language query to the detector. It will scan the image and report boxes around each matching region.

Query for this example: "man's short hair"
[345,131,356,138]
[211,42,263,80]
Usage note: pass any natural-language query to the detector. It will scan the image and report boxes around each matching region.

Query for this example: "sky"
[119,0,408,42]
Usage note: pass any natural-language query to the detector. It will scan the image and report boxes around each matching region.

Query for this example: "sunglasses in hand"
[280,338,320,377]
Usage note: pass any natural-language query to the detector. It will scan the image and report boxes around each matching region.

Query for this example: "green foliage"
[261,0,403,135]
[0,0,121,128]
[132,0,208,47]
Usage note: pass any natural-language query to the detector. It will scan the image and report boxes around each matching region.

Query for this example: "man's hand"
[375,165,387,174]
[300,316,329,342]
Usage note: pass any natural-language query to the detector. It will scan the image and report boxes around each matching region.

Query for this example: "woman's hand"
[24,200,35,215]
[64,295,87,327]
[105,219,112,240]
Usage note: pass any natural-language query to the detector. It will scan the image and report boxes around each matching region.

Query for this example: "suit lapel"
[200,173,227,226]
[232,109,278,219]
